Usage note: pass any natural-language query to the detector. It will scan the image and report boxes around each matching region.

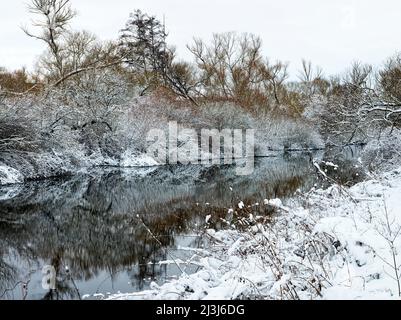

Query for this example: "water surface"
[0,148,364,300]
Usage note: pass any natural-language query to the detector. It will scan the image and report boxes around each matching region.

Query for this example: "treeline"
[1,1,400,125]
[1,0,401,180]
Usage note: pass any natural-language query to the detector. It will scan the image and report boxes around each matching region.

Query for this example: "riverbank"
[0,150,311,186]
[0,150,159,186]
[0,144,362,187]
[104,166,401,300]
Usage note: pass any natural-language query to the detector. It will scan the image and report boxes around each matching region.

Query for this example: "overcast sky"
[1,0,401,78]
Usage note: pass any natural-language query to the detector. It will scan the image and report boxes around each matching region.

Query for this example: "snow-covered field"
[103,167,401,300]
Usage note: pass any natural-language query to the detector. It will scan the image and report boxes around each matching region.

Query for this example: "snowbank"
[0,164,23,185]
[103,167,401,300]
[312,169,401,299]
[120,150,159,167]
[0,149,159,186]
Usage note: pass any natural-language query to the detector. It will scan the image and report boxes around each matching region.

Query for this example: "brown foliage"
[188,32,290,111]
[0,68,38,94]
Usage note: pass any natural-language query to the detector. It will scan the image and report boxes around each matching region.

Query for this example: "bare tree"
[22,0,122,89]
[188,32,289,109]
[260,59,289,108]
[188,33,262,104]
[23,0,76,80]
[316,63,374,144]
[297,59,326,98]
[373,54,401,129]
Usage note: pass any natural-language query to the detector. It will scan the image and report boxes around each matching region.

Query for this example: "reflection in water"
[0,148,363,300]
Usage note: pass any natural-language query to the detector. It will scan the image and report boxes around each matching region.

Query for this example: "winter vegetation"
[1,0,401,301]
[105,166,401,300]
[1,0,400,185]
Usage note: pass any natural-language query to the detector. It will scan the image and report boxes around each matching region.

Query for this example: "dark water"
[0,147,364,300]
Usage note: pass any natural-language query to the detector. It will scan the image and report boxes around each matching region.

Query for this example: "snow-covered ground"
[0,164,23,185]
[103,167,401,300]
[120,150,160,167]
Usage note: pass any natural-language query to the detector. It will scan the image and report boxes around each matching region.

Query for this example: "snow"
[0,164,23,185]
[0,146,163,186]
[263,198,289,211]
[120,150,159,167]
[321,161,339,169]
[264,198,282,208]
[311,169,401,299]
[104,166,401,300]
[0,185,22,201]
[312,159,328,179]
[86,151,119,167]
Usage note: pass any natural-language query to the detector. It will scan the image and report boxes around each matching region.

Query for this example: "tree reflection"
[0,155,322,299]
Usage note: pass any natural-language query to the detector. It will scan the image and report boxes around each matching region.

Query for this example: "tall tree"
[23,0,122,88]
[188,32,288,109]
[23,0,76,80]
[120,10,196,104]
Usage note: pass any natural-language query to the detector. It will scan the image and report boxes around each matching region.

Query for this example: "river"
[0,147,364,299]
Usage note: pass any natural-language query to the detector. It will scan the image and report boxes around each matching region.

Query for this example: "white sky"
[1,0,401,78]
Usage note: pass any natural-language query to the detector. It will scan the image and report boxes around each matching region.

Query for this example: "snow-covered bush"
[0,97,42,153]
[361,128,401,171]
[0,95,93,180]
[114,96,171,153]
[199,103,254,130]
[255,116,324,155]
[1,92,329,183]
